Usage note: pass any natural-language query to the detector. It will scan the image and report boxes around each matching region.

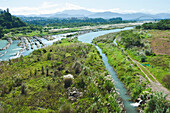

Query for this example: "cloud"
[0,2,165,15]
[0,2,86,15]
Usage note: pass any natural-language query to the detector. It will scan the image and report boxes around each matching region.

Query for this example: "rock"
[140,95,144,100]
[63,74,74,79]
[67,87,83,102]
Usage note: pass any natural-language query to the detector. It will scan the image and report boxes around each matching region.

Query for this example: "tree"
[0,25,4,38]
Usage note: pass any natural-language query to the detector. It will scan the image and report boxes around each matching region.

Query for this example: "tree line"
[136,19,170,30]
[20,17,128,27]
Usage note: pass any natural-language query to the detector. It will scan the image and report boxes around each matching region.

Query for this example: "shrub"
[145,50,151,56]
[41,66,44,75]
[72,61,82,74]
[162,75,170,89]
[21,84,26,95]
[32,49,41,55]
[59,103,74,113]
[34,68,37,75]
[141,57,146,62]
[104,80,114,93]
[46,68,49,76]
[144,92,169,113]
[47,53,51,60]
[63,74,74,88]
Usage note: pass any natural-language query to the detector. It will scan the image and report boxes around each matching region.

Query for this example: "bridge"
[135,16,157,21]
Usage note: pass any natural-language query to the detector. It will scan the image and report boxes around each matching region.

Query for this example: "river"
[78,27,137,113]
[0,34,67,61]
[0,27,137,112]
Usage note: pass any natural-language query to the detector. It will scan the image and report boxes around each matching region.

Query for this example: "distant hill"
[22,9,170,20]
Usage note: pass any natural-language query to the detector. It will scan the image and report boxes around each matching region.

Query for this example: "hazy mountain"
[61,9,94,16]
[15,9,170,20]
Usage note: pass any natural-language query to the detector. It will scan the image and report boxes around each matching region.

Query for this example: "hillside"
[0,9,26,38]
[0,9,26,29]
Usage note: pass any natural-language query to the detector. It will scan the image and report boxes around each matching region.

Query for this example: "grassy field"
[0,38,122,112]
[117,30,170,89]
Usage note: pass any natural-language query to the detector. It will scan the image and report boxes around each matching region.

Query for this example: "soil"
[149,30,170,55]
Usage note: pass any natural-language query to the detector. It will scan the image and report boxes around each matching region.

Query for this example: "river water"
[0,27,137,112]
[78,27,137,113]
[0,34,66,61]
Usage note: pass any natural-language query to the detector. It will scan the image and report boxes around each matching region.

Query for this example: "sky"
[0,0,170,15]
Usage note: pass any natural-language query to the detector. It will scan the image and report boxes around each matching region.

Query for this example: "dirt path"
[127,54,170,100]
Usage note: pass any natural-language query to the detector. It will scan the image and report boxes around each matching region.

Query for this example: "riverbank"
[0,24,135,61]
[0,38,123,112]
[93,31,169,113]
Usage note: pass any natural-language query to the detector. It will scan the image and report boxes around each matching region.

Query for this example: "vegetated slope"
[0,38,122,113]
[0,9,26,38]
[93,32,169,113]
[0,12,26,29]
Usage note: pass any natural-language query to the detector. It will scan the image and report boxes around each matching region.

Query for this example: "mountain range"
[16,9,170,20]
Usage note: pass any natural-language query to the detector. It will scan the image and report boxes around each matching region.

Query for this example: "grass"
[0,38,122,112]
[138,63,156,82]
[97,42,149,101]
[117,29,170,90]
[93,32,169,113]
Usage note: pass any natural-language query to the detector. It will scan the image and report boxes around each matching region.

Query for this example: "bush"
[104,80,114,93]
[64,78,73,88]
[162,75,170,89]
[21,84,26,95]
[141,57,146,62]
[59,103,74,113]
[47,53,51,60]
[145,92,169,113]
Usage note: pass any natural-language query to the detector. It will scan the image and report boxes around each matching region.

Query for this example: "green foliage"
[0,9,26,38]
[59,103,74,113]
[0,11,26,29]
[20,17,124,27]
[63,77,73,88]
[142,19,170,30]
[41,66,45,75]
[119,30,143,48]
[103,80,114,93]
[0,38,121,112]
[144,92,169,113]
[21,84,26,95]
[162,75,170,89]
[94,36,147,101]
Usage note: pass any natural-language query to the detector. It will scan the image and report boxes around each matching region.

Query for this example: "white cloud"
[0,2,166,15]
[0,2,86,15]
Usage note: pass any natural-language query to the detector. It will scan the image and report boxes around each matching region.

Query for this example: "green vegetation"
[144,92,169,113]
[117,30,170,89]
[136,19,170,30]
[0,9,26,29]
[20,17,127,27]
[0,9,26,38]
[0,38,122,112]
[97,42,148,100]
[93,31,169,112]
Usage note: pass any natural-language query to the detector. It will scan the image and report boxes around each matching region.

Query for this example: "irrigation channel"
[78,27,138,113]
